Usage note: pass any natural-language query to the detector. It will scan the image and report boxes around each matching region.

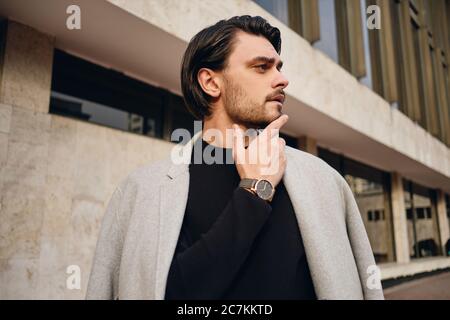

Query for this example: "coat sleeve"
[85,186,124,300]
[340,176,385,300]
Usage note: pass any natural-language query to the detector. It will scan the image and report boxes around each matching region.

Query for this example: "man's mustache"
[266,89,285,102]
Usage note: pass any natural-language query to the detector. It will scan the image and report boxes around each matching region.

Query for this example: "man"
[86,16,383,300]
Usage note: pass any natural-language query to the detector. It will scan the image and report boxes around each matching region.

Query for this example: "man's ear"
[197,68,221,98]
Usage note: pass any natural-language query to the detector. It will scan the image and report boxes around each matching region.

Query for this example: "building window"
[287,0,320,42]
[447,194,450,219]
[431,47,450,146]
[388,0,450,146]
[254,0,320,42]
[425,0,450,146]
[406,208,413,220]
[50,49,196,141]
[318,147,394,263]
[0,18,7,93]
[334,0,367,78]
[368,209,385,222]
[313,0,370,78]
[343,160,393,263]
[317,147,342,173]
[254,0,289,25]
[438,62,450,147]
[446,194,450,256]
[313,0,339,63]
[366,0,399,104]
[390,0,423,124]
[411,5,428,129]
[359,0,373,88]
[368,210,373,221]
[279,132,298,149]
[256,1,374,83]
[403,180,442,259]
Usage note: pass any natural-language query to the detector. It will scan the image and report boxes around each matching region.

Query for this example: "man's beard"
[222,76,274,129]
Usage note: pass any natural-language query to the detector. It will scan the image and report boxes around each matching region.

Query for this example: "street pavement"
[384,271,450,300]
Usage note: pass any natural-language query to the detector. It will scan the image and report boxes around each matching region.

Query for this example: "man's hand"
[232,114,289,188]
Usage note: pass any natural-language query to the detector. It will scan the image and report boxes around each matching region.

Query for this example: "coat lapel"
[282,149,333,300]
[154,131,202,299]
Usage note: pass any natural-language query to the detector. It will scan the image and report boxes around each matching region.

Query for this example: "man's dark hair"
[181,15,281,120]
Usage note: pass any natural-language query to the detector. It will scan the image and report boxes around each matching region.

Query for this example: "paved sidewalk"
[384,271,450,300]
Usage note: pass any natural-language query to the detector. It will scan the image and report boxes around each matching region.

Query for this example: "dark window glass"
[374,210,380,221]
[279,132,298,149]
[416,207,425,219]
[0,18,7,89]
[404,181,442,259]
[317,147,343,174]
[318,147,394,263]
[446,194,450,218]
[50,49,196,140]
[407,208,413,220]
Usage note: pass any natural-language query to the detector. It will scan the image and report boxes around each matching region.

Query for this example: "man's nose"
[272,72,289,89]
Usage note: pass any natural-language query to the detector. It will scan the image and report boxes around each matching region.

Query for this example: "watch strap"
[239,178,258,190]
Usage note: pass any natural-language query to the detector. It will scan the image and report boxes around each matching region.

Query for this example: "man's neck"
[202,112,251,149]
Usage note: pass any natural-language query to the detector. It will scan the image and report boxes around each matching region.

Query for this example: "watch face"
[256,180,273,200]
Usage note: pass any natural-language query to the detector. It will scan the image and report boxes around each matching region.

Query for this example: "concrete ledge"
[379,257,450,280]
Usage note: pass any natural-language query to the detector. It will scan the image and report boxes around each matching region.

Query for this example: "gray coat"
[86,131,384,300]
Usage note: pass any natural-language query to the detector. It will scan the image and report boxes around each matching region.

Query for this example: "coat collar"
[166,130,202,180]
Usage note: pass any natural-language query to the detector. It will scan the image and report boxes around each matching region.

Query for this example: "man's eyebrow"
[247,56,283,70]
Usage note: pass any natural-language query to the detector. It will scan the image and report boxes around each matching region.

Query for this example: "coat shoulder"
[117,158,173,193]
[285,146,344,183]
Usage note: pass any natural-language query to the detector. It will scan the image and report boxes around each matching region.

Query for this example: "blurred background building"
[0,0,449,299]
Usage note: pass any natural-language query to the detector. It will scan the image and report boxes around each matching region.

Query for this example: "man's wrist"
[240,186,274,203]
[239,178,275,202]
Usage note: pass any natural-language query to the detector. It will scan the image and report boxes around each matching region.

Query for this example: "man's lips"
[268,94,285,104]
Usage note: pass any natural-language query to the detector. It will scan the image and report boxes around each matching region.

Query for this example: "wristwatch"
[239,178,275,202]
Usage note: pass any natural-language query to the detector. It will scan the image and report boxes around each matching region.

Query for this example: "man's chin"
[235,111,283,129]
[245,116,279,129]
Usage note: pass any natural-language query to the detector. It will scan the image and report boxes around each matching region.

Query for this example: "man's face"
[220,31,289,129]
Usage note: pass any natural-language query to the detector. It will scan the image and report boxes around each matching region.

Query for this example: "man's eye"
[255,64,269,72]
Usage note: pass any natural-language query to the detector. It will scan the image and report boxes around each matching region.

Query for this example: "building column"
[0,20,54,113]
[390,172,410,263]
[297,135,318,156]
[436,190,449,256]
[0,20,54,299]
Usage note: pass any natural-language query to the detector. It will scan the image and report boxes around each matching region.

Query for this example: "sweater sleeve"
[164,187,272,300]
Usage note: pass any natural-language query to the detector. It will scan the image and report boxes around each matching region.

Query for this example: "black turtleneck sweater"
[164,137,316,300]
